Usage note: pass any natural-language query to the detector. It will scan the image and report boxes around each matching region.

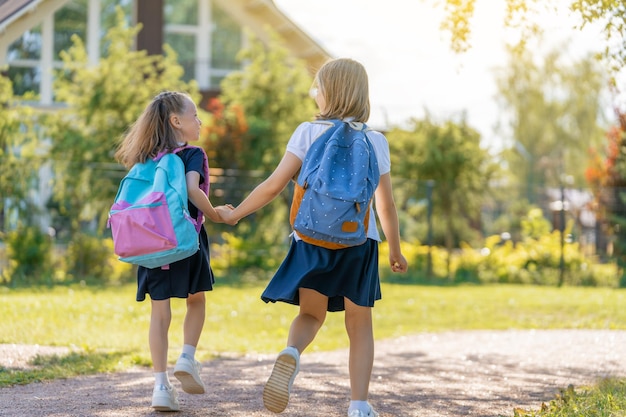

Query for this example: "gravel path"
[1,330,625,416]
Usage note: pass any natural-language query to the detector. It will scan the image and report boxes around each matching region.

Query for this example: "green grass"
[1,283,626,416]
[2,284,625,357]
[513,379,626,417]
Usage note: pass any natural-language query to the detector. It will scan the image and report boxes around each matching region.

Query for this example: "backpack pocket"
[109,192,177,258]
[292,187,369,249]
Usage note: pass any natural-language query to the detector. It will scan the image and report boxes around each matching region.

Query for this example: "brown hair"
[315,58,370,123]
[115,91,192,168]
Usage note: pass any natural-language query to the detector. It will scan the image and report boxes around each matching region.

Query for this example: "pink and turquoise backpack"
[108,146,208,269]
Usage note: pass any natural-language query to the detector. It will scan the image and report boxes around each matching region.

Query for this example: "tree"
[202,97,248,171]
[208,29,317,243]
[438,0,625,75]
[586,120,621,257]
[586,109,626,276]
[218,29,317,172]
[496,42,607,202]
[386,115,499,276]
[0,75,41,230]
[44,7,198,238]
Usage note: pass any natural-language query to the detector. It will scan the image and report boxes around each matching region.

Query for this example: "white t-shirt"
[286,120,392,242]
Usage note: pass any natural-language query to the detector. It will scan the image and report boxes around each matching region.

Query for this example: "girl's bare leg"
[183,291,206,347]
[344,297,374,400]
[149,299,172,372]
[287,288,328,352]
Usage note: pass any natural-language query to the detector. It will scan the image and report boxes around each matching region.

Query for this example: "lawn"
[2,283,625,415]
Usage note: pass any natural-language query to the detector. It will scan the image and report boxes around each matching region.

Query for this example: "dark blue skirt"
[136,226,215,301]
[261,238,381,312]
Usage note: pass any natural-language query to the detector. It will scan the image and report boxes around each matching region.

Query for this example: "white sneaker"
[348,405,379,417]
[174,355,206,394]
[263,347,300,413]
[151,384,180,411]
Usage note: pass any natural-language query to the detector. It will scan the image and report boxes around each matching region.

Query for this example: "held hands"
[390,254,408,273]
[215,204,238,225]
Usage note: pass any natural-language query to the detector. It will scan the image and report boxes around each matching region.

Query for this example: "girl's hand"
[390,254,408,273]
[215,205,237,225]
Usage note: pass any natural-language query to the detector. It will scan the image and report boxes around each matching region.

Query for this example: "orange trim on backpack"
[290,182,372,250]
[289,182,306,227]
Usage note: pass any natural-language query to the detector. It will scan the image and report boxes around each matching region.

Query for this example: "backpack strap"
[175,145,209,233]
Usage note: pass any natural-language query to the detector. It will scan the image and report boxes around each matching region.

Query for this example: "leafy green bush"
[379,232,620,287]
[65,234,133,284]
[2,226,53,286]
[210,232,285,284]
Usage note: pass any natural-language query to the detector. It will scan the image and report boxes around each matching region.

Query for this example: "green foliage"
[0,350,131,387]
[213,28,317,243]
[521,207,552,239]
[65,234,133,284]
[514,379,626,417]
[204,204,620,288]
[379,230,620,287]
[2,226,53,286]
[0,74,43,228]
[439,0,625,77]
[209,232,285,284]
[496,42,606,194]
[44,7,199,238]
[485,198,535,242]
[386,116,500,274]
[218,28,316,172]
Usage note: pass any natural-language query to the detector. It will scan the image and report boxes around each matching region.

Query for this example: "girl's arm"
[225,152,302,223]
[374,173,408,273]
[186,171,223,223]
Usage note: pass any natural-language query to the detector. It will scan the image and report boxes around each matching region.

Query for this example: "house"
[0,0,330,235]
[0,0,331,106]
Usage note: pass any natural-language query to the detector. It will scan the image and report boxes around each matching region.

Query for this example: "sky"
[273,0,607,152]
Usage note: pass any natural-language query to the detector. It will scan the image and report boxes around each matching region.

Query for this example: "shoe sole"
[263,353,298,413]
[174,368,205,394]
[152,395,180,411]
[152,404,180,412]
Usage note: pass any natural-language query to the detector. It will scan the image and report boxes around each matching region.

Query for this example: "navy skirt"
[261,238,381,312]
[136,227,215,301]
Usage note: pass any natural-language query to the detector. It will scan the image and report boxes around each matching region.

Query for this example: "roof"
[212,0,332,72]
[0,0,69,47]
[0,0,36,24]
[0,0,331,73]
[0,0,38,29]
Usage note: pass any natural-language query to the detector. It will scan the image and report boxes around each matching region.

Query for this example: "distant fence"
[0,166,620,267]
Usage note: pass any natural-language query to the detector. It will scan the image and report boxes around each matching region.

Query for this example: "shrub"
[65,234,133,284]
[210,232,285,284]
[2,225,54,286]
[378,234,620,287]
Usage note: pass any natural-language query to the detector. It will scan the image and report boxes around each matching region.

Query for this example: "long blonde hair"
[115,91,191,168]
[315,58,370,123]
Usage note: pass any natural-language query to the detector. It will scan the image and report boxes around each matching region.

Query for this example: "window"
[5,0,245,97]
[8,28,41,61]
[100,0,133,52]
[7,26,42,95]
[164,33,197,83]
[211,4,241,70]
[163,1,242,88]
[54,0,87,56]
[164,0,198,25]
[6,67,41,96]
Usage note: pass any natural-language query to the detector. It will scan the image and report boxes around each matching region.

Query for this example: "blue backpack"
[108,146,209,269]
[289,120,380,249]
